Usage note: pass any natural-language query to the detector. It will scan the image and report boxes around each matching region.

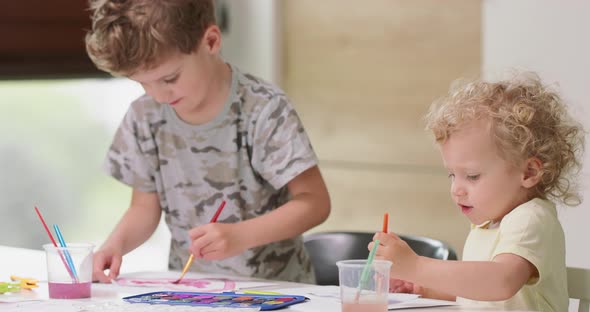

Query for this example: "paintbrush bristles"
[172,254,194,284]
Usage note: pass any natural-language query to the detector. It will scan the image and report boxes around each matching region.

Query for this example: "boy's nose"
[144,86,172,104]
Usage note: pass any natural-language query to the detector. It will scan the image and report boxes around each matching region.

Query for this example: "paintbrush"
[34,206,77,282]
[172,200,226,284]
[354,239,380,303]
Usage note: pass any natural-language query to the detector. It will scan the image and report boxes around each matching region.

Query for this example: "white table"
[0,245,528,311]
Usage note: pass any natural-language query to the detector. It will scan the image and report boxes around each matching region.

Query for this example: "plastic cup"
[43,243,94,299]
[336,259,392,312]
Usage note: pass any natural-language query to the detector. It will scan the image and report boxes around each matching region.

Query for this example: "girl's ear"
[521,157,543,189]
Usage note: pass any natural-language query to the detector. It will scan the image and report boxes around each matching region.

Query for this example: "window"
[0,1,101,78]
[0,78,169,259]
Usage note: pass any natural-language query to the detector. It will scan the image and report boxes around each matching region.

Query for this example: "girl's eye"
[467,174,480,181]
[447,173,455,180]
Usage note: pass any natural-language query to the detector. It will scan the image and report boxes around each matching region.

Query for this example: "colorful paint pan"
[123,291,308,310]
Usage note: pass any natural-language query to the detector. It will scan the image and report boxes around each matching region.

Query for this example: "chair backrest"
[568,267,590,312]
[303,231,457,285]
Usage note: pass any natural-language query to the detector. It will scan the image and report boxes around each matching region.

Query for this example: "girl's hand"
[389,278,424,295]
[188,222,247,260]
[369,232,419,280]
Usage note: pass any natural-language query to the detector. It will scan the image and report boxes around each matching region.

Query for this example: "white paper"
[388,297,458,310]
[3,300,261,312]
[0,282,49,303]
[113,271,276,292]
[270,285,456,311]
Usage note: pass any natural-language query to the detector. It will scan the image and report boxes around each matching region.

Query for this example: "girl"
[371,74,584,311]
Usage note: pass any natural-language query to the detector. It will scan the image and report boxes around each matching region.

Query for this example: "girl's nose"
[451,180,467,197]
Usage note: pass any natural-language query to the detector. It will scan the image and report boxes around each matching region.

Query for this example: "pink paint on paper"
[115,277,236,292]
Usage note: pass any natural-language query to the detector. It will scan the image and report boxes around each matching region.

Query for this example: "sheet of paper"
[0,282,48,303]
[271,285,455,311]
[388,297,458,310]
[1,271,277,306]
[113,271,276,292]
[3,300,261,312]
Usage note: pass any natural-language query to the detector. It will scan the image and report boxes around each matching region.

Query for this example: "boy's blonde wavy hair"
[85,0,215,76]
[425,74,585,206]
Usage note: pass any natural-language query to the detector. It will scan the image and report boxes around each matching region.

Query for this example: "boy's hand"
[188,222,247,260]
[369,232,419,281]
[92,247,123,283]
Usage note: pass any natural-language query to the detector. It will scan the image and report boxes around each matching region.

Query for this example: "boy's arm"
[93,189,161,282]
[99,189,162,255]
[240,165,331,247]
[408,253,535,301]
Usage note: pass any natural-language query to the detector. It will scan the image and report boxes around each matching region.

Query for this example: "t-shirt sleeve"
[103,103,158,193]
[249,95,318,190]
[493,205,552,285]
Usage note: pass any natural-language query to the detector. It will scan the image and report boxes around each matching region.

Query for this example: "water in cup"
[337,259,392,312]
[43,243,94,299]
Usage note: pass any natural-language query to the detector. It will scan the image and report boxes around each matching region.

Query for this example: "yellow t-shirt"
[457,198,568,311]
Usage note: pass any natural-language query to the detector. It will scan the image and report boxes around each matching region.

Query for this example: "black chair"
[304,231,458,285]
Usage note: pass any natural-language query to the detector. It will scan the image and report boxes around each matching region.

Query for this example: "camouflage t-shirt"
[104,64,318,283]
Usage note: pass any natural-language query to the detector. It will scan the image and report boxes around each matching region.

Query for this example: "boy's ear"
[521,157,543,189]
[201,24,222,54]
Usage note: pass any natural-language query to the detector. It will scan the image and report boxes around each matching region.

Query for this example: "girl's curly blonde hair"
[85,0,215,76]
[425,74,585,206]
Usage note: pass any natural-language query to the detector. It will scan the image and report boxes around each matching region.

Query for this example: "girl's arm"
[389,279,456,301]
[421,287,456,301]
[412,254,535,301]
[373,232,536,301]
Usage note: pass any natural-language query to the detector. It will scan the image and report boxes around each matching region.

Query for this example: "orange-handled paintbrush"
[172,200,226,284]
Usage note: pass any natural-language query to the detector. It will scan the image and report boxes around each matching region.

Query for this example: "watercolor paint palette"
[123,291,308,310]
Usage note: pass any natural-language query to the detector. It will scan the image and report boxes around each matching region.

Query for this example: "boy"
[85,0,330,283]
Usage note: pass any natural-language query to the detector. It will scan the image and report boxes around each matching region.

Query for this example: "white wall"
[483,0,589,309]
[217,0,281,84]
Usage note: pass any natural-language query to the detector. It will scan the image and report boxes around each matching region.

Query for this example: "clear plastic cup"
[43,243,94,299]
[336,259,392,312]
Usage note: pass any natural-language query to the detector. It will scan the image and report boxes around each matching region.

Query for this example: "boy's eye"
[467,174,480,181]
[447,173,455,180]
[163,75,179,84]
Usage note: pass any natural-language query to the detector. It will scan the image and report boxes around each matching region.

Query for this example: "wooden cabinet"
[283,0,481,255]
[0,1,103,78]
